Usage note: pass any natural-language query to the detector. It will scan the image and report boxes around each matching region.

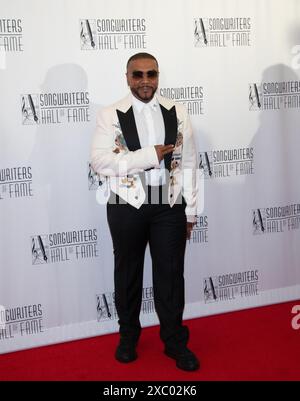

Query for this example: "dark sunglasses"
[131,70,159,80]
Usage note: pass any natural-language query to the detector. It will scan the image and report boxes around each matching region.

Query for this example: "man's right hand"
[155,144,174,162]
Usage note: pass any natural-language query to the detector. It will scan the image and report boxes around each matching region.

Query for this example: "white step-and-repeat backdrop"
[1,0,300,354]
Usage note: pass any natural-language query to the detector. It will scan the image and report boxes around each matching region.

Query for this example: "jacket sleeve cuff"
[186,215,197,224]
[146,146,160,168]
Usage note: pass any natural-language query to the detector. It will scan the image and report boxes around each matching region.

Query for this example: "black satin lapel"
[160,105,178,171]
[116,107,141,151]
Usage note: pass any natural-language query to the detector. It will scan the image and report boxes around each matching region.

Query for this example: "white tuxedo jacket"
[91,94,198,219]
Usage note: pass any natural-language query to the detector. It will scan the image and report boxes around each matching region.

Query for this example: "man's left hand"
[186,222,194,240]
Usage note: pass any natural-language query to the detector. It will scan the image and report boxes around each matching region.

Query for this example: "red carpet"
[1,300,300,381]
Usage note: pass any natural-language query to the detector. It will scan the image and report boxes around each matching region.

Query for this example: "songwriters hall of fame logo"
[249,81,300,111]
[204,277,218,303]
[88,162,102,190]
[31,229,99,265]
[199,148,254,179]
[31,235,49,265]
[0,19,24,52]
[0,304,44,341]
[96,293,117,321]
[199,152,214,179]
[21,94,39,124]
[194,17,251,47]
[204,270,259,303]
[88,163,110,204]
[80,18,146,51]
[189,214,208,244]
[96,287,154,322]
[253,204,300,235]
[0,166,33,200]
[249,83,262,111]
[21,92,90,125]
[80,19,97,50]
[252,209,266,235]
[159,86,204,116]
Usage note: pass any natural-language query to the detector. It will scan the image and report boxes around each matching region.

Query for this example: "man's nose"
[141,74,150,83]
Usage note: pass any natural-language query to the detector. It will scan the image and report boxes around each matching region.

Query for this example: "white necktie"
[143,104,156,145]
[143,105,163,186]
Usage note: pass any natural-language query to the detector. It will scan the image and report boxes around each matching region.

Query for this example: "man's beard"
[131,85,157,103]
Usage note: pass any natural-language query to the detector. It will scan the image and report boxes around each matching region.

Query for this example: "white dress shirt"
[132,94,166,186]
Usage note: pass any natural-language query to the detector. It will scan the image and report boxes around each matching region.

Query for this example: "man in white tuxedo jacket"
[91,53,199,371]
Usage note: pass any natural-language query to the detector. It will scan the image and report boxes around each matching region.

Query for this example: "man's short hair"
[126,53,158,70]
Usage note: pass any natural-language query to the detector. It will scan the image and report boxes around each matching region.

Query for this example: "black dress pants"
[107,188,189,351]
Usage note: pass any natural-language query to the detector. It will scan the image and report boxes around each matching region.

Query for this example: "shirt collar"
[131,94,159,113]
